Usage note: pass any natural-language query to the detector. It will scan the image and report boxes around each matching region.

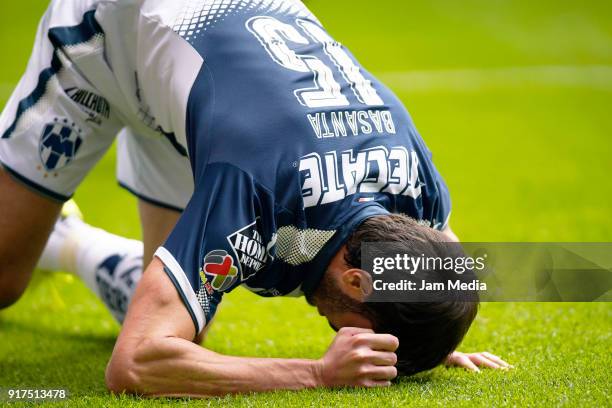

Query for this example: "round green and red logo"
[202,250,239,292]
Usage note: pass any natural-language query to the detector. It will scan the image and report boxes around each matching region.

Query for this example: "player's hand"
[318,327,399,388]
[445,351,513,372]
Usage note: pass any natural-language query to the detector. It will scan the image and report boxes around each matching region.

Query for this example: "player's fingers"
[482,352,513,368]
[354,333,399,351]
[457,355,480,372]
[366,365,398,381]
[361,380,392,388]
[470,353,501,369]
[368,351,398,366]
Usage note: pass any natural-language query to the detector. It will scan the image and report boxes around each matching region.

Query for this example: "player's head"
[308,214,479,376]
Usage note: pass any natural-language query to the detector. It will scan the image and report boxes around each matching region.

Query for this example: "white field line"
[1,65,611,98]
[378,65,612,92]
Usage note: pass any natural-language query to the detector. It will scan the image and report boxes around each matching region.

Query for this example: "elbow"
[105,351,141,395]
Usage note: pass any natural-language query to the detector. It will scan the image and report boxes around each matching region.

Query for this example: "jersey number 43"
[247,16,384,109]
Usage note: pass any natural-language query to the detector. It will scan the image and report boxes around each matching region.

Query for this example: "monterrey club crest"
[39,118,83,172]
[227,218,273,281]
[202,250,239,291]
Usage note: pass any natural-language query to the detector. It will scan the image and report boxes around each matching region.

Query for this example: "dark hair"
[344,214,479,376]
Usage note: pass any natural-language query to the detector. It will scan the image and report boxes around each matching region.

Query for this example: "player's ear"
[340,268,373,301]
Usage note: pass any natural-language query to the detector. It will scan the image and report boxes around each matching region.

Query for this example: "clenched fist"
[317,327,399,388]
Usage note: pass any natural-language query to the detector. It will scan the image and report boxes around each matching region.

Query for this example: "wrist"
[445,351,457,366]
[311,358,326,388]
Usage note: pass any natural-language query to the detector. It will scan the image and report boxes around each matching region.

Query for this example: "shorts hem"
[0,161,71,203]
[118,182,184,213]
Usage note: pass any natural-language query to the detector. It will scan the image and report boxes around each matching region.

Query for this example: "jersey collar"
[301,203,391,298]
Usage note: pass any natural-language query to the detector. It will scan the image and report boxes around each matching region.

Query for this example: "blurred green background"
[0,1,611,406]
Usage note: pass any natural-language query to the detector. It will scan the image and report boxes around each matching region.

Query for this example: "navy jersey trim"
[2,10,103,139]
[155,246,205,333]
[155,127,188,158]
[118,182,184,213]
[47,10,103,48]
[1,53,62,139]
[163,265,199,331]
[0,160,71,202]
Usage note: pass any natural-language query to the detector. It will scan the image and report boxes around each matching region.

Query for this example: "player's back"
[175,1,446,227]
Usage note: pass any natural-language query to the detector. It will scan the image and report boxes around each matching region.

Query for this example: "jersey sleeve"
[154,163,275,334]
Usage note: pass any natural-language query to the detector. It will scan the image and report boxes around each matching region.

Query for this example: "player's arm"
[105,258,398,397]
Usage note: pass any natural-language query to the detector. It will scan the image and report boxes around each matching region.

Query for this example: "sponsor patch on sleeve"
[227,217,274,281]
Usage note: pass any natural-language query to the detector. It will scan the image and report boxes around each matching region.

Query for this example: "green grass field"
[1,1,611,406]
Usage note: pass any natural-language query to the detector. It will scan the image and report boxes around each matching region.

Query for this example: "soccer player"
[0,0,510,396]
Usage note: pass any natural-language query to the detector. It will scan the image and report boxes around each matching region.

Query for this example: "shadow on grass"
[0,317,117,344]
[0,317,117,394]
[396,372,435,384]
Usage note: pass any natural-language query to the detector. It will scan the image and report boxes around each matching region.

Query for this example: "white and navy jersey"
[156,1,452,333]
[0,0,450,334]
